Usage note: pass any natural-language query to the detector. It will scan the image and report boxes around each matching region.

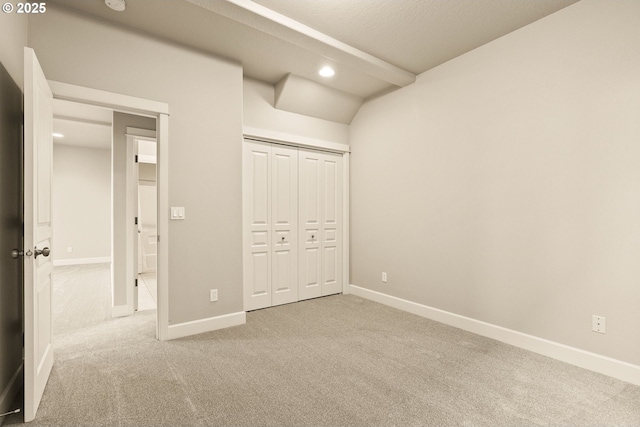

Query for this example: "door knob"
[10,249,33,259]
[34,247,50,258]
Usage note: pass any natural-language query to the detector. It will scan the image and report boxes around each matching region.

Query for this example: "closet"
[243,139,343,311]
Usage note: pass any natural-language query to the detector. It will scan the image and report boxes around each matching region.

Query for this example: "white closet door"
[321,152,343,296]
[271,145,298,306]
[299,150,322,300]
[299,149,343,300]
[243,142,271,310]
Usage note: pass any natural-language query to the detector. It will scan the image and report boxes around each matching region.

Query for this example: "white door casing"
[23,47,54,423]
[126,131,157,315]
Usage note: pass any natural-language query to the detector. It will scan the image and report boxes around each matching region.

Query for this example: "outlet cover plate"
[592,315,605,333]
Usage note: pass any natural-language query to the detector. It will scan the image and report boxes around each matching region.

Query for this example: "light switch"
[171,207,185,220]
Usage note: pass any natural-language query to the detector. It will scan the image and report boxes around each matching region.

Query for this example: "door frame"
[126,130,157,313]
[49,80,170,340]
[242,126,350,307]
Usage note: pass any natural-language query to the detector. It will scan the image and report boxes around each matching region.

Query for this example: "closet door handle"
[34,247,50,258]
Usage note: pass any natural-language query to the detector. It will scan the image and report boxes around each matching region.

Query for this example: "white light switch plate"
[171,207,185,220]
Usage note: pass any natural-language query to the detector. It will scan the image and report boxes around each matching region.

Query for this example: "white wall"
[244,77,349,144]
[350,0,640,366]
[0,12,27,89]
[29,5,244,325]
[53,144,111,263]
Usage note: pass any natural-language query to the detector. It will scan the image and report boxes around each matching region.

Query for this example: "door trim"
[49,80,170,341]
[125,131,157,316]
[242,127,350,299]
[243,126,350,154]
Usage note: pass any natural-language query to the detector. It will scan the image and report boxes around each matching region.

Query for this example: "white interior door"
[299,149,343,300]
[23,47,54,423]
[298,149,322,301]
[132,140,139,311]
[271,145,298,306]
[243,142,272,310]
[320,152,343,296]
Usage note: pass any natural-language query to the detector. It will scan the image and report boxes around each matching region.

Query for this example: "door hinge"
[135,279,138,287]
[135,154,138,163]
[135,217,138,225]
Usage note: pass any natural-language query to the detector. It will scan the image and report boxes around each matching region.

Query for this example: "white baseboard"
[53,257,111,267]
[167,311,246,340]
[0,363,22,415]
[111,304,133,318]
[349,284,640,386]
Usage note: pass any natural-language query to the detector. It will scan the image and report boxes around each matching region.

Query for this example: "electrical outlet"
[382,272,388,283]
[592,315,605,334]
[209,289,218,302]
[67,247,73,253]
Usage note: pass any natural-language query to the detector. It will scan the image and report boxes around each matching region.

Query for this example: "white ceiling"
[251,0,580,75]
[48,0,579,100]
[52,99,112,149]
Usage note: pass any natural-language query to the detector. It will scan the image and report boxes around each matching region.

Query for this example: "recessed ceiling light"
[105,0,126,12]
[319,66,335,77]
[52,133,64,138]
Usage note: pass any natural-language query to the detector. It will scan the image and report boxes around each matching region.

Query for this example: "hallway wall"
[53,144,111,264]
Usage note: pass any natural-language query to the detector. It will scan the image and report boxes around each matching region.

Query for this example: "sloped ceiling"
[46,0,580,123]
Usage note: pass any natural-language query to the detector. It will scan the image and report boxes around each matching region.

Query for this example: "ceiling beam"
[183,0,417,88]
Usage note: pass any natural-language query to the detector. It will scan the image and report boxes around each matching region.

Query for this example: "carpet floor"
[5,264,640,426]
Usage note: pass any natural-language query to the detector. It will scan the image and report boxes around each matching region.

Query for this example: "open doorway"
[22,59,170,421]
[51,100,114,332]
[51,102,159,327]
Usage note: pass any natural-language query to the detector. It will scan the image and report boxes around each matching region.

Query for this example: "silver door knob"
[34,247,50,258]
[11,249,23,259]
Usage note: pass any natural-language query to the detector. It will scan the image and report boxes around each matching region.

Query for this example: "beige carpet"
[5,264,640,426]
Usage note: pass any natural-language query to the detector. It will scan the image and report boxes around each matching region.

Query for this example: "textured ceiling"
[252,0,580,75]
[47,0,579,100]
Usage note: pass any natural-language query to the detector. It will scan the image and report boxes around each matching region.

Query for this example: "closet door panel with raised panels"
[298,150,322,300]
[299,149,343,300]
[243,142,272,311]
[271,145,298,306]
[321,152,343,296]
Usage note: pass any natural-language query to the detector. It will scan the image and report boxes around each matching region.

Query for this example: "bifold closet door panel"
[321,152,343,296]
[243,142,272,310]
[299,149,343,300]
[299,150,322,301]
[271,145,299,306]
